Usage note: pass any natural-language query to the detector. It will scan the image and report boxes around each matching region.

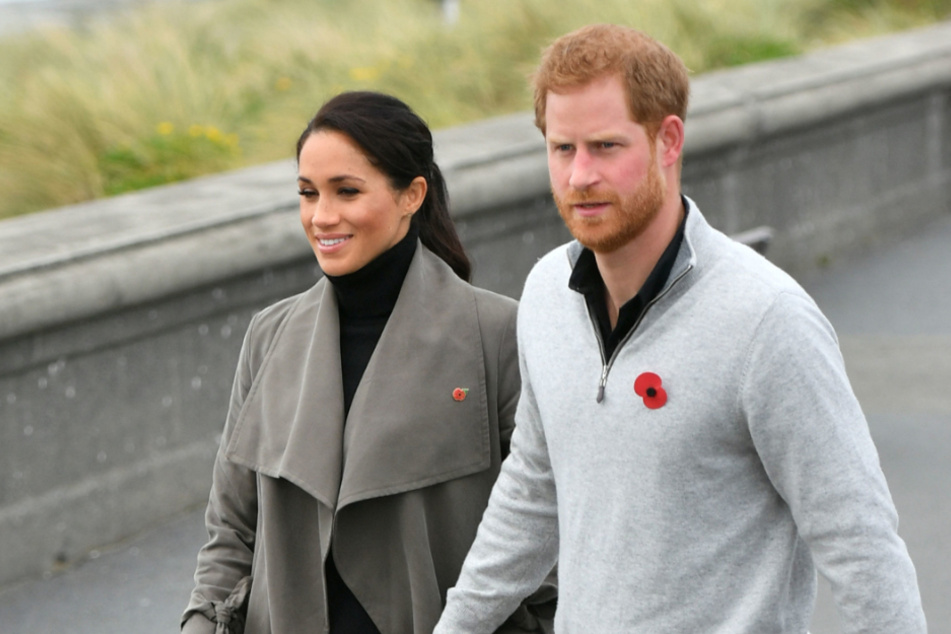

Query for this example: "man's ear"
[402,176,428,215]
[656,115,685,169]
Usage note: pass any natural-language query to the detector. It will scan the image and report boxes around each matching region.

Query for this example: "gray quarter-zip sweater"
[436,200,925,633]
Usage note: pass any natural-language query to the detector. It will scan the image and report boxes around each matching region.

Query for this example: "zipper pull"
[597,365,608,403]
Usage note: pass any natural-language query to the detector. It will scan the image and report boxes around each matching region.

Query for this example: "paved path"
[801,214,951,632]
[1,214,949,632]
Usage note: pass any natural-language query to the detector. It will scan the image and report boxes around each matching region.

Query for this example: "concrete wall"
[1,21,949,587]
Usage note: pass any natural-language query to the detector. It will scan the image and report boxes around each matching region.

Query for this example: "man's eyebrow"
[587,133,627,143]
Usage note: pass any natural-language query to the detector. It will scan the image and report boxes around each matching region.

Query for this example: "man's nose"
[568,150,599,190]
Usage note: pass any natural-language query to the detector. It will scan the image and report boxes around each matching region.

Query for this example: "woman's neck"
[326,224,419,319]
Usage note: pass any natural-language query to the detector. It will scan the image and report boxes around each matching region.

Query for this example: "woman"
[182,92,554,634]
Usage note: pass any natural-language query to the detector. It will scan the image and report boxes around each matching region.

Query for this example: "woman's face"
[297,130,425,276]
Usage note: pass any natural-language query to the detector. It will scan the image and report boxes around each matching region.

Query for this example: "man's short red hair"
[532,24,690,136]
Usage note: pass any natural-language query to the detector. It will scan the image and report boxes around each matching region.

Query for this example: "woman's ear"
[402,176,428,216]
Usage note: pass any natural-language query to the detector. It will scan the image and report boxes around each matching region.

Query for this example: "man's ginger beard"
[553,152,665,253]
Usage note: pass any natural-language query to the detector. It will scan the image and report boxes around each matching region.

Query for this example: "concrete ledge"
[686,22,951,153]
[0,440,217,581]
[0,160,305,340]
[1,21,950,587]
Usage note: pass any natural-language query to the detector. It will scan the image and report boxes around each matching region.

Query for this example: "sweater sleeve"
[436,324,560,634]
[741,291,926,632]
[182,322,260,630]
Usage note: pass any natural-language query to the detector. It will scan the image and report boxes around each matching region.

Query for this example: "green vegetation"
[0,0,948,219]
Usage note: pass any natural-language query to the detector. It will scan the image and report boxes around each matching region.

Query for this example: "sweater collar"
[567,195,703,295]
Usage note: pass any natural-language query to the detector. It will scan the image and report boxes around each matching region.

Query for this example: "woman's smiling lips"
[316,234,352,252]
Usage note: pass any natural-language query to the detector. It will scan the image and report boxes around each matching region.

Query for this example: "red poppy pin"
[634,372,667,409]
[452,387,469,402]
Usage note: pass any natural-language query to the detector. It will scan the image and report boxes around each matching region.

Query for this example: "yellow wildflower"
[349,66,380,82]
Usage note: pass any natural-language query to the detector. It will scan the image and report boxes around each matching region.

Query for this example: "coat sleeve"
[495,302,520,459]
[493,302,558,634]
[437,304,560,634]
[742,291,926,633]
[182,321,261,631]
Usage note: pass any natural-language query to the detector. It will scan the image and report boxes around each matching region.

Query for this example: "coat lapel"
[224,246,492,513]
[338,246,491,508]
[225,278,345,510]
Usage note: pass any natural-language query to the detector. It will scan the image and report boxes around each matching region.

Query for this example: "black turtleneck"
[321,223,418,634]
[326,223,419,416]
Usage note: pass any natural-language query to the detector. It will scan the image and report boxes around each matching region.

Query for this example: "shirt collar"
[568,198,689,300]
[567,198,690,358]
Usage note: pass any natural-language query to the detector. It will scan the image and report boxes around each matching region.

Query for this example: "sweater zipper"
[592,263,693,402]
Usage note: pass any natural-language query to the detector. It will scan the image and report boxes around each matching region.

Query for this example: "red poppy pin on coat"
[634,372,667,409]
[452,387,469,402]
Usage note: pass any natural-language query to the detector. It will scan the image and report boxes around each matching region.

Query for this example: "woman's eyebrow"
[297,174,367,184]
[328,174,366,183]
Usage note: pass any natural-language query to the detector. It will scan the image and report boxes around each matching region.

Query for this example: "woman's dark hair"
[296,91,471,281]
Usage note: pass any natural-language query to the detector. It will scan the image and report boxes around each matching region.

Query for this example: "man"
[434,24,926,633]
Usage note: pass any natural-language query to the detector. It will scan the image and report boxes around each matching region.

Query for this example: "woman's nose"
[311,199,338,228]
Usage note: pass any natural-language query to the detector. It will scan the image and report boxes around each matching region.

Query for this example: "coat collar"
[225,244,492,511]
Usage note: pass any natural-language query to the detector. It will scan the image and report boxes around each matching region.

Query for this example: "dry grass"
[0,0,948,219]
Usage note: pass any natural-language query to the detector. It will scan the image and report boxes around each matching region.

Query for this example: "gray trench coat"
[183,244,554,634]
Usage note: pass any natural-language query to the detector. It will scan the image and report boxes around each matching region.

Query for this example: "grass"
[0,0,949,220]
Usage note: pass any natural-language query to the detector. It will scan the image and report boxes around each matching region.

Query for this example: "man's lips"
[572,201,610,217]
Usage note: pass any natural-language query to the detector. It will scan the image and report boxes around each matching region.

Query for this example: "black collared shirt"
[568,201,688,361]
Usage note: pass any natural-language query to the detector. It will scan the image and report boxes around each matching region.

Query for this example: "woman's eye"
[298,189,317,199]
[338,187,359,196]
